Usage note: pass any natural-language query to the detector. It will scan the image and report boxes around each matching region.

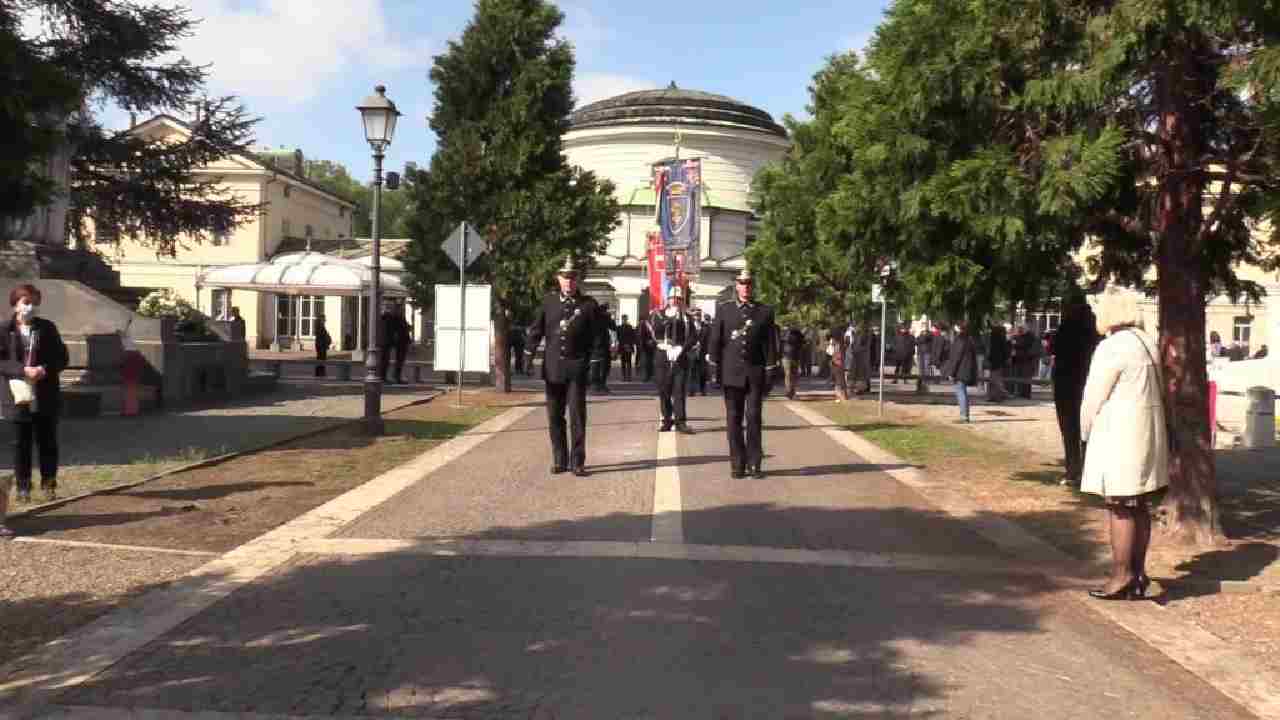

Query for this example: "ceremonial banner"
[656,158,701,252]
[647,231,668,309]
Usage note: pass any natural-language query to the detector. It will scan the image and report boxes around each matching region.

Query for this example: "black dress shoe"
[551,465,568,474]
[730,468,745,479]
[659,423,673,432]
[676,423,694,435]
[750,466,766,479]
[572,466,589,477]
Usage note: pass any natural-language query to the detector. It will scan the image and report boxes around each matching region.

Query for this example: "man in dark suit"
[690,307,710,396]
[1051,297,1100,487]
[616,315,637,381]
[638,314,656,383]
[706,268,779,479]
[592,303,617,394]
[652,286,696,433]
[525,257,607,476]
[377,302,401,382]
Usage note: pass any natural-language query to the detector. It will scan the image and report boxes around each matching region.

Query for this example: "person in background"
[392,308,412,384]
[849,322,874,395]
[228,306,246,340]
[314,313,331,377]
[943,321,978,423]
[592,303,617,394]
[1080,288,1168,601]
[1208,331,1224,359]
[638,312,656,383]
[509,323,527,376]
[377,302,400,383]
[915,325,932,392]
[1052,297,1101,487]
[781,326,804,399]
[893,324,916,384]
[616,315,636,382]
[689,308,710,396]
[829,330,848,401]
[1254,344,1269,360]
[986,323,1009,402]
[1,284,69,527]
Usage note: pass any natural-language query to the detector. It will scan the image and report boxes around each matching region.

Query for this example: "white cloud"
[176,0,424,104]
[558,3,608,60]
[574,72,657,108]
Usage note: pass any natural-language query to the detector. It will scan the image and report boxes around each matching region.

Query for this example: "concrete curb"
[6,389,444,521]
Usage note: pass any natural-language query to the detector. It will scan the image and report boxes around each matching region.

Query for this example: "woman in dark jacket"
[944,321,979,423]
[0,284,69,534]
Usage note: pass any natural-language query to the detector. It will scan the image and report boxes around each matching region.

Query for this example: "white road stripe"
[0,405,536,714]
[298,537,1055,578]
[13,538,219,557]
[650,429,683,543]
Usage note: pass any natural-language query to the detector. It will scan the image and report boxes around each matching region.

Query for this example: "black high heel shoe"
[1088,579,1138,601]
[1134,574,1151,599]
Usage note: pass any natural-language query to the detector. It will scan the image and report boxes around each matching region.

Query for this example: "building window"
[211,289,231,320]
[1233,316,1253,345]
[277,294,323,337]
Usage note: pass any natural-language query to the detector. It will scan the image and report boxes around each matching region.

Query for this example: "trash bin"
[1244,386,1276,448]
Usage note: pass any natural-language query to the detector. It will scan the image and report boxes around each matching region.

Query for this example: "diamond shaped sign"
[442,222,488,270]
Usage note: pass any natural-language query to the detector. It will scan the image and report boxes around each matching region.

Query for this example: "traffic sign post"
[442,222,487,406]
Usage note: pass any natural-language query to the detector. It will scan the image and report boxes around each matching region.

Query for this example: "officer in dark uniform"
[706,268,779,479]
[525,257,607,476]
[652,285,696,433]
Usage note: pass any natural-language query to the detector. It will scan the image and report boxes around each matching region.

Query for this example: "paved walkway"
[1,384,1275,718]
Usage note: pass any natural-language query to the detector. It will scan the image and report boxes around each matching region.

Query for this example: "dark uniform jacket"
[527,291,607,383]
[707,301,779,388]
[894,331,916,359]
[0,317,69,419]
[651,310,696,369]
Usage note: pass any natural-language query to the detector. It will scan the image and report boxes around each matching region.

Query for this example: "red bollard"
[121,350,145,416]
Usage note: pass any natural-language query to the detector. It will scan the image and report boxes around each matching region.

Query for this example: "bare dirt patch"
[809,394,1280,676]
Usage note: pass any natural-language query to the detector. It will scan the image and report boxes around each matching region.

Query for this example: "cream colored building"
[564,85,791,321]
[93,114,359,349]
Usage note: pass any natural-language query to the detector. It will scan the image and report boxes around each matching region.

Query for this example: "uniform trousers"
[723,375,767,472]
[545,372,589,469]
[656,359,689,425]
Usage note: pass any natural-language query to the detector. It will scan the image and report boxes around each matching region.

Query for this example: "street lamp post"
[357,84,401,435]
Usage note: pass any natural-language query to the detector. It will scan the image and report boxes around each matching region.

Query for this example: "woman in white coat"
[1079,289,1169,600]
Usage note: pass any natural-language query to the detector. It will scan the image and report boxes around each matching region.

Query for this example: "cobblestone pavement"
[3,384,1273,719]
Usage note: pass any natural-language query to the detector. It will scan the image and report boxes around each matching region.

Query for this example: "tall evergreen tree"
[403,0,620,392]
[3,0,261,255]
[1001,0,1280,544]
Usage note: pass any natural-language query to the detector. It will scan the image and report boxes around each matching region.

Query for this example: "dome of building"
[569,84,787,138]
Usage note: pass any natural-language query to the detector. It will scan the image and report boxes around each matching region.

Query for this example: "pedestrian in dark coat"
[943,321,979,423]
[893,325,916,384]
[525,257,608,476]
[616,316,637,381]
[781,326,804,399]
[592,304,617,394]
[706,269,779,479]
[314,314,331,377]
[0,284,69,525]
[638,314,657,383]
[392,312,412,383]
[1052,298,1101,486]
[849,325,874,394]
[986,324,1010,401]
[1011,325,1040,399]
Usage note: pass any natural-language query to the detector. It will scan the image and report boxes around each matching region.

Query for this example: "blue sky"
[110,0,893,178]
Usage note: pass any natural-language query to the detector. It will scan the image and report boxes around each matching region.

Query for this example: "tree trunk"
[493,302,512,393]
[1155,48,1222,546]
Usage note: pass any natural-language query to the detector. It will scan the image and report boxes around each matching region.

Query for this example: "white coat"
[1080,327,1169,498]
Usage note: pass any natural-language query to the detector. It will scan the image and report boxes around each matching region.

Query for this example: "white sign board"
[433,283,491,373]
[871,283,883,303]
